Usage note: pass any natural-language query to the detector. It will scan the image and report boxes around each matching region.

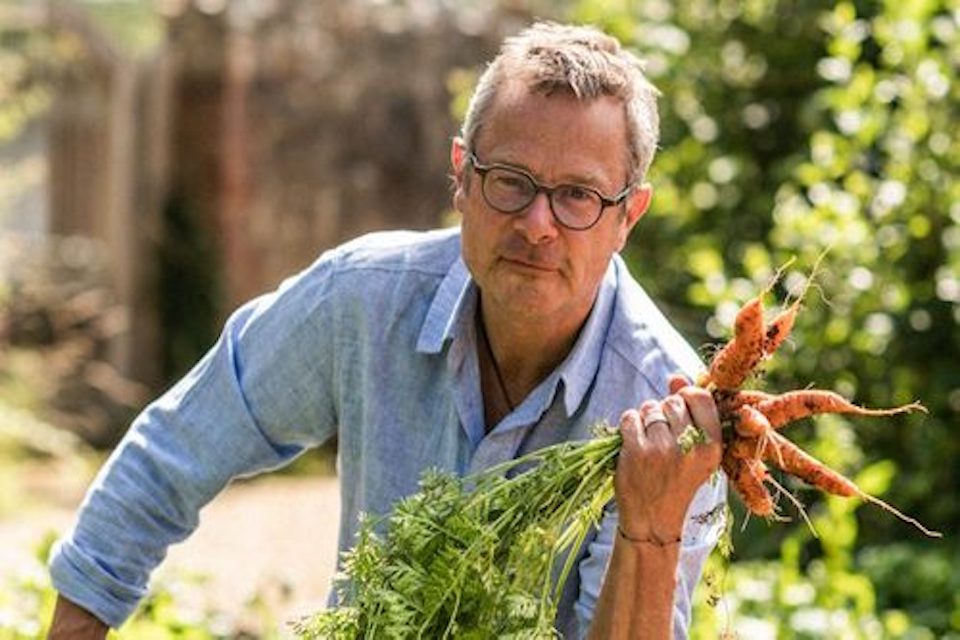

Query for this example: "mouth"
[500,256,558,273]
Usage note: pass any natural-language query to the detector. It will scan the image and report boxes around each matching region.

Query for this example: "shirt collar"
[416,256,473,354]
[417,253,618,418]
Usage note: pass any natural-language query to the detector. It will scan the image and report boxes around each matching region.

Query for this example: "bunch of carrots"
[699,273,940,537]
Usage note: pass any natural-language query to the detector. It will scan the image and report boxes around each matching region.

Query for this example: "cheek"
[572,232,618,282]
[460,217,477,263]
[453,183,468,214]
[459,211,489,273]
[454,170,477,213]
[615,223,629,251]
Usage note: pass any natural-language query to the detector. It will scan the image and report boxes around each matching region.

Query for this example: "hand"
[614,374,722,543]
[48,595,109,640]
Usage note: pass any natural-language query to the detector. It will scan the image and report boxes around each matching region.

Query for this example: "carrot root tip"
[861,494,943,539]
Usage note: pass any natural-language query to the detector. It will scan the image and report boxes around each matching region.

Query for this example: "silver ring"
[641,408,668,430]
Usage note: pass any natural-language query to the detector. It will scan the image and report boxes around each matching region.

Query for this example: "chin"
[497,281,566,315]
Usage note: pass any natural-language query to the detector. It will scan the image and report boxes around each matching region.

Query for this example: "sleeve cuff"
[48,537,148,628]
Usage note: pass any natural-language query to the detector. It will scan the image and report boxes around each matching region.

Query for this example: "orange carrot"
[761,432,856,496]
[741,457,776,518]
[756,432,941,537]
[763,252,825,358]
[735,390,776,405]
[756,390,926,429]
[726,435,762,461]
[708,296,766,390]
[722,451,775,517]
[714,389,774,417]
[763,298,800,357]
[734,405,772,439]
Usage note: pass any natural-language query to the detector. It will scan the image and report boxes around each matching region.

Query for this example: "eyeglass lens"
[482,167,603,229]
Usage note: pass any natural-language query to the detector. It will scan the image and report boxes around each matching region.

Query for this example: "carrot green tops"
[49,228,725,639]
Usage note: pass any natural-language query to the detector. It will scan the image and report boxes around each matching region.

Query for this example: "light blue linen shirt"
[49,228,726,638]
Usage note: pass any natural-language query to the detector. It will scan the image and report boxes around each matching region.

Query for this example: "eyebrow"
[485,156,616,194]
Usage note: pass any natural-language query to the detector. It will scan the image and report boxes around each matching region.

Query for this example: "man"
[49,22,725,639]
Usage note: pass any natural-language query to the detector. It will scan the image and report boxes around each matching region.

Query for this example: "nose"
[514,191,559,244]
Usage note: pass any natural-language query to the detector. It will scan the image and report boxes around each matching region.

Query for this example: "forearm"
[588,532,680,640]
[48,399,280,625]
[48,595,109,640]
[49,309,326,624]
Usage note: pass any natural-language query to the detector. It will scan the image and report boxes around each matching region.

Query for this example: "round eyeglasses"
[468,152,633,230]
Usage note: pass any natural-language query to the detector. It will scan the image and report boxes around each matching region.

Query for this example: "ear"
[451,136,468,175]
[616,183,652,251]
[451,137,469,211]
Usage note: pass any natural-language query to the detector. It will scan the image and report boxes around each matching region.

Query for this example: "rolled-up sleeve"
[49,251,342,627]
[574,473,728,639]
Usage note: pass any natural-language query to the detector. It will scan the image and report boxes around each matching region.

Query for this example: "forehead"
[476,81,630,188]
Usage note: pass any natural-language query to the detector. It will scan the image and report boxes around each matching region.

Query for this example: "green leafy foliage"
[294,428,627,639]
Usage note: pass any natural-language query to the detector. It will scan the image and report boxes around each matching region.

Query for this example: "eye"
[559,185,598,202]
[490,170,531,192]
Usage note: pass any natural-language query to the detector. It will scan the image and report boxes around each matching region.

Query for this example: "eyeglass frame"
[467,152,635,231]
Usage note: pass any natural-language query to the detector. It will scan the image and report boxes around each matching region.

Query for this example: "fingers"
[619,408,643,442]
[626,386,722,459]
[638,400,671,445]
[639,400,667,427]
[677,385,722,445]
[662,394,692,438]
[626,384,722,453]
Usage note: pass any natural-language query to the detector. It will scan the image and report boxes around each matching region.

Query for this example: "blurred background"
[0,0,957,637]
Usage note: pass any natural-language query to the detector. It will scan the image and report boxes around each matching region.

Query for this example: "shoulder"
[274,227,461,306]
[605,256,705,395]
[238,228,461,329]
[328,228,462,278]
[299,228,463,333]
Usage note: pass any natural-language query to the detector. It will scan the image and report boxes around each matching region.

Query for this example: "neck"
[477,293,591,411]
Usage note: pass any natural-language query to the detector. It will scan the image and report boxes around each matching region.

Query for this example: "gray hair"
[461,22,661,182]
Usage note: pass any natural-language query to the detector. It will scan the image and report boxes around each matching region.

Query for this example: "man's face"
[452,83,651,327]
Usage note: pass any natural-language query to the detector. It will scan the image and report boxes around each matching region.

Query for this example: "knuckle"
[678,384,709,401]
[619,412,643,444]
[620,409,641,429]
[639,399,660,413]
[665,395,686,414]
